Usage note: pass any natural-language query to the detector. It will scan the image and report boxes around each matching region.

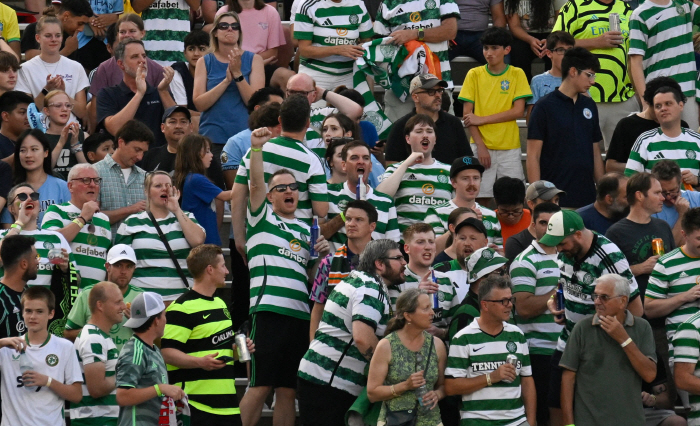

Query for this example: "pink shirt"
[215,5,286,54]
[89,57,164,97]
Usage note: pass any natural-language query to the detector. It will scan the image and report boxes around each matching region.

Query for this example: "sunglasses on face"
[14,192,40,202]
[217,22,241,31]
[269,183,300,193]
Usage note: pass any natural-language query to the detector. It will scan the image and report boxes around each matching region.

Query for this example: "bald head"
[89,282,121,314]
[287,73,316,92]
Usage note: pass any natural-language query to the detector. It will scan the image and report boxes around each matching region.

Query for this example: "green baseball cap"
[539,210,585,247]
[465,247,507,283]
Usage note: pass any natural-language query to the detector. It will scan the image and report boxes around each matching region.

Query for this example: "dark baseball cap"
[454,217,487,237]
[450,156,485,178]
[162,105,191,123]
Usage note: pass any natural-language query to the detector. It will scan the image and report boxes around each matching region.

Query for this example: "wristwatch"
[233,74,245,83]
[417,28,425,42]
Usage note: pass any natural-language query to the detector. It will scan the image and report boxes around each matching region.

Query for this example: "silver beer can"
[609,13,621,32]
[235,333,251,362]
[502,354,519,383]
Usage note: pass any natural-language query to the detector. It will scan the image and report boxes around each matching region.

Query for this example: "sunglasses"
[270,183,299,193]
[217,22,241,31]
[14,192,40,202]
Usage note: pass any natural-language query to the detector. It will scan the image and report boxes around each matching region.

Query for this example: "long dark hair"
[14,129,53,184]
[505,0,551,33]
[225,0,265,13]
[173,134,212,193]
[322,113,358,141]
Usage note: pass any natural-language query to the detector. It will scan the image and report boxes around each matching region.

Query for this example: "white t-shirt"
[16,55,90,123]
[0,334,83,426]
[122,167,132,183]
[170,70,189,107]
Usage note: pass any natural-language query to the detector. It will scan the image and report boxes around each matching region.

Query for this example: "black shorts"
[297,378,357,426]
[250,311,309,388]
[190,404,243,426]
[547,350,564,409]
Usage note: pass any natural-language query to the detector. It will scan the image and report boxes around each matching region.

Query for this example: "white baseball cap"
[107,244,136,265]
[123,292,165,329]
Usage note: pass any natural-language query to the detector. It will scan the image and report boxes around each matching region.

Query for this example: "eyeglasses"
[382,255,406,262]
[269,182,299,193]
[498,209,523,217]
[71,177,102,185]
[551,47,569,55]
[591,294,624,303]
[490,268,507,277]
[483,297,516,306]
[217,22,241,31]
[417,88,444,96]
[578,70,596,81]
[661,188,680,198]
[48,102,74,110]
[286,89,314,97]
[13,192,40,203]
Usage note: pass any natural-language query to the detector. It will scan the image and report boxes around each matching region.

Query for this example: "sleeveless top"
[379,331,441,426]
[198,51,253,145]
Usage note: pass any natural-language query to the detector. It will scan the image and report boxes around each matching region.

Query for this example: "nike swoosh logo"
[473,346,485,352]
[203,314,211,319]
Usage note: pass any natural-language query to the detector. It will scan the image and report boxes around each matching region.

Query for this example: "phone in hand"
[216,356,235,363]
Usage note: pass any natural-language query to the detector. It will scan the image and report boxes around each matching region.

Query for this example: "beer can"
[652,238,665,256]
[502,354,519,383]
[609,13,621,32]
[235,333,251,362]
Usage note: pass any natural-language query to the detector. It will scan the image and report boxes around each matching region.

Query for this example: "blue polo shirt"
[528,89,602,208]
[96,81,166,147]
[653,191,700,229]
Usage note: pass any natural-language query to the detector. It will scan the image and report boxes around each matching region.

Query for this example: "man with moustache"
[297,239,401,426]
[41,164,112,289]
[63,245,143,352]
[140,106,192,173]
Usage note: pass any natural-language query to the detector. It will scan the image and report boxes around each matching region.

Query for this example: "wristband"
[46,376,53,387]
[10,223,22,232]
[391,385,397,397]
[72,219,84,228]
[322,89,328,100]
[339,211,346,222]
[486,373,492,387]
[621,337,633,348]
[251,147,262,152]
[154,384,163,397]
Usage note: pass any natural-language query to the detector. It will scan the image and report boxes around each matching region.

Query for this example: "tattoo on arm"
[362,347,374,361]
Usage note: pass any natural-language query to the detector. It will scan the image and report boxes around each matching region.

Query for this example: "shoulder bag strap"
[147,211,190,289]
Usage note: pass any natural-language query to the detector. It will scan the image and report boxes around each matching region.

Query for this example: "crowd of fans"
[0,0,699,424]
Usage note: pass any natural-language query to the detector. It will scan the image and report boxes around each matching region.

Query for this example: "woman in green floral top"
[367,288,448,426]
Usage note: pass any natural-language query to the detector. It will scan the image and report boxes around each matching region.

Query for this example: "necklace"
[39,56,61,78]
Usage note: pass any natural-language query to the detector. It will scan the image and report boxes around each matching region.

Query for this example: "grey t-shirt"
[456,0,502,31]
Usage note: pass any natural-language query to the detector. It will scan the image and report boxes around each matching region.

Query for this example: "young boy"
[0,287,83,426]
[526,31,575,122]
[376,114,452,240]
[459,27,532,200]
[0,51,19,96]
[171,30,208,120]
[83,133,116,164]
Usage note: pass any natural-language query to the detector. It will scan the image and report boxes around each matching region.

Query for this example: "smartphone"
[374,140,386,149]
[216,356,235,363]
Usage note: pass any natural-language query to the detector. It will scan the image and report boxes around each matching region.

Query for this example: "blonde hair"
[143,171,172,210]
[43,90,69,109]
[210,12,242,52]
[36,13,61,34]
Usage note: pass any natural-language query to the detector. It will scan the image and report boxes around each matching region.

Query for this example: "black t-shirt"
[0,133,14,159]
[505,228,535,261]
[433,250,454,266]
[384,109,473,165]
[607,114,689,164]
[45,131,85,181]
[605,218,675,300]
[0,161,10,201]
[0,283,24,338]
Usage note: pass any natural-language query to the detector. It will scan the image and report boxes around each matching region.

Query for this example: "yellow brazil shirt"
[553,0,634,103]
[458,64,532,151]
[0,3,20,43]
[123,0,141,16]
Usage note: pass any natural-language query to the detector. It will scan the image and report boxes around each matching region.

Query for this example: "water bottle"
[310,216,319,257]
[357,175,366,200]
[431,271,439,309]
[19,350,34,391]
[415,384,428,407]
[556,282,565,320]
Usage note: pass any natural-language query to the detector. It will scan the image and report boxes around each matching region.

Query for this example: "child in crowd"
[171,30,208,127]
[83,133,115,164]
[526,31,575,122]
[459,27,532,201]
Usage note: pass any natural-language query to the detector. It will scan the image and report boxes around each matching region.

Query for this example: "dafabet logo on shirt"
[289,239,302,252]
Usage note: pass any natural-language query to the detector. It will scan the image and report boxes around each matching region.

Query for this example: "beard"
[23,268,37,282]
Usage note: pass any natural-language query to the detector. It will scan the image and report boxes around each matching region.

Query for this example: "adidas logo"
[397,7,404,13]
[653,152,666,160]
[680,271,689,278]
[121,250,127,255]
[323,18,333,25]
[12,307,19,313]
[407,173,417,180]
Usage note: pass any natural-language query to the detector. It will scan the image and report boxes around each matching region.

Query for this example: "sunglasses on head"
[217,22,241,31]
[270,183,299,193]
[14,192,40,202]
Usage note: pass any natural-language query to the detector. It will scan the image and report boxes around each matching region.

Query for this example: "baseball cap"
[107,244,136,265]
[409,74,448,95]
[539,210,585,247]
[450,156,485,178]
[465,247,507,283]
[162,105,191,123]
[454,217,487,237]
[526,180,566,202]
[123,292,166,329]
